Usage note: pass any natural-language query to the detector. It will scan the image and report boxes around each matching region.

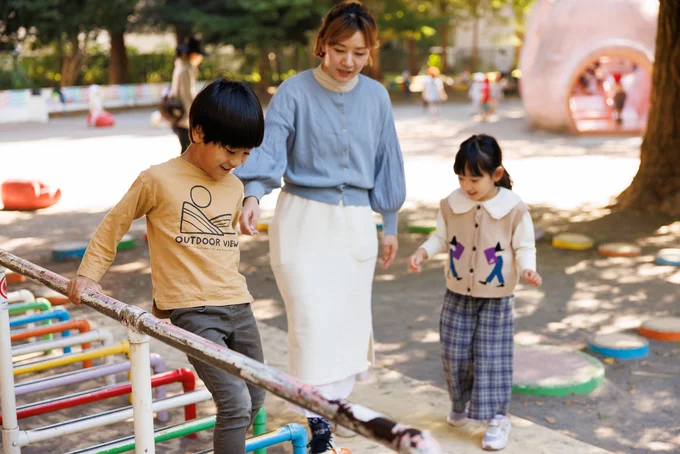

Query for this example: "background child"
[407,134,542,451]
[67,78,265,454]
[422,65,448,119]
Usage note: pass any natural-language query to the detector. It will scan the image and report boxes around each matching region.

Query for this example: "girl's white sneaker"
[482,414,511,451]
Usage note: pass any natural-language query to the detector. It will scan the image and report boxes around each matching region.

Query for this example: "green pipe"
[253,407,267,454]
[9,299,52,315]
[10,298,54,342]
[74,410,274,454]
[97,416,216,454]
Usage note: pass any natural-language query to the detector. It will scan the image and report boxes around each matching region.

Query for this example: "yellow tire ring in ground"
[552,233,594,251]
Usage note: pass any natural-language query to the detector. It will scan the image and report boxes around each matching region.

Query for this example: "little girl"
[407,134,542,451]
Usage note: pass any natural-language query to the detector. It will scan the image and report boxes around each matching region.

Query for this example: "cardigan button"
[475,223,479,228]
[473,247,477,251]
[477,205,481,209]
[467,288,471,292]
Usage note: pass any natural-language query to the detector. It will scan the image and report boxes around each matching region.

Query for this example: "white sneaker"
[482,415,511,451]
[446,405,469,427]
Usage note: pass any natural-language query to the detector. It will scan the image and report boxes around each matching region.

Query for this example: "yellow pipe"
[13,341,130,376]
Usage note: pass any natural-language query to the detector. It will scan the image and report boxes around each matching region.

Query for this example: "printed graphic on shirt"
[180,185,235,236]
[447,236,464,281]
[480,242,505,287]
[175,185,239,250]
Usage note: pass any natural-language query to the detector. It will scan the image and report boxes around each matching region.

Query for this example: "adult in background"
[234,1,406,452]
[170,36,207,154]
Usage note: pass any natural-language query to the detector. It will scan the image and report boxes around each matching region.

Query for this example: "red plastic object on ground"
[1,180,61,211]
[87,111,115,127]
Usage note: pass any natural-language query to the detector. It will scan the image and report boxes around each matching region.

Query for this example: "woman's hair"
[314,1,378,65]
[453,134,513,190]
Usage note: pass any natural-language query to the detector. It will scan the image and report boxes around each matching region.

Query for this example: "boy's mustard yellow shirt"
[78,157,252,315]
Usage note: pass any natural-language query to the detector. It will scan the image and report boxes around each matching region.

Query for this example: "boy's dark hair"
[189,78,264,149]
[453,134,512,190]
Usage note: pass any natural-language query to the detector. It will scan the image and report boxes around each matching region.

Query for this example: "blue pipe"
[246,424,308,454]
[9,308,72,352]
[9,308,71,328]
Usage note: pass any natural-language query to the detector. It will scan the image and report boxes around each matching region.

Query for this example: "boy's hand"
[407,248,428,273]
[67,275,102,305]
[381,235,399,270]
[239,197,260,236]
[522,269,542,287]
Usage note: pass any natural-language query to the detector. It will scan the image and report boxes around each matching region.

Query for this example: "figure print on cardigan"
[448,236,464,281]
[480,242,505,287]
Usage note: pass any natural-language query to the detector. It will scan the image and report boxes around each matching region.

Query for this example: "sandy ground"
[1,100,678,453]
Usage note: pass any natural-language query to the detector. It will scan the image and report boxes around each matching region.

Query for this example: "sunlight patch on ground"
[560,312,610,328]
[251,298,284,322]
[419,330,440,343]
[514,331,544,345]
[0,236,48,250]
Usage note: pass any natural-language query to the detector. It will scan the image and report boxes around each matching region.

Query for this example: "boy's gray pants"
[170,303,266,453]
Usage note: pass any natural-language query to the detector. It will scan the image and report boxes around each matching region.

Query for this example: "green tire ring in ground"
[117,233,136,251]
[512,344,605,397]
[407,224,436,234]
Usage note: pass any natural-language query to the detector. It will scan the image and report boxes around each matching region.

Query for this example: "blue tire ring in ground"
[587,333,649,360]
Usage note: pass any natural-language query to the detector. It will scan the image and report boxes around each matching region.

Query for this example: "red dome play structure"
[1,180,62,211]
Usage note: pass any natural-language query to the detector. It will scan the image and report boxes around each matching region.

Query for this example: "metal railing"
[0,248,441,453]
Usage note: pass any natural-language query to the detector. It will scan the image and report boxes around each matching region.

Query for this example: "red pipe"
[1,368,198,437]
[10,320,94,368]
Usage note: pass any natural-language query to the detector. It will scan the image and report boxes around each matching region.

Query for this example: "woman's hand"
[239,196,261,236]
[381,234,399,270]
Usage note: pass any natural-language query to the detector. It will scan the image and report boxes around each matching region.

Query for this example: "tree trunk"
[440,21,449,73]
[258,46,270,93]
[617,0,680,217]
[513,7,525,71]
[362,46,382,81]
[513,31,524,70]
[175,26,191,47]
[60,35,85,87]
[108,31,130,85]
[471,16,479,71]
[294,45,302,73]
[408,36,419,75]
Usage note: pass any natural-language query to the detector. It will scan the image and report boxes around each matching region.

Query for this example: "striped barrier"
[11,389,212,447]
[0,368,196,427]
[12,329,113,362]
[7,290,35,304]
[10,308,70,329]
[68,417,305,454]
[15,353,166,396]
[11,320,90,366]
[13,341,128,384]
[8,299,52,316]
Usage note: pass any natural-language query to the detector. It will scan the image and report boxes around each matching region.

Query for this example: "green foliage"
[427,53,442,69]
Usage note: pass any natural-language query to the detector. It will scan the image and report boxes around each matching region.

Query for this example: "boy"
[67,78,266,453]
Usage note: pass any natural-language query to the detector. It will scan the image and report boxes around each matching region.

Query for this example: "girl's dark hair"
[189,78,264,149]
[453,134,513,190]
[314,1,378,65]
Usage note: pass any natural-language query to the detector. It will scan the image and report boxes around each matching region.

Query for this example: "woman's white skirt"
[269,192,378,414]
